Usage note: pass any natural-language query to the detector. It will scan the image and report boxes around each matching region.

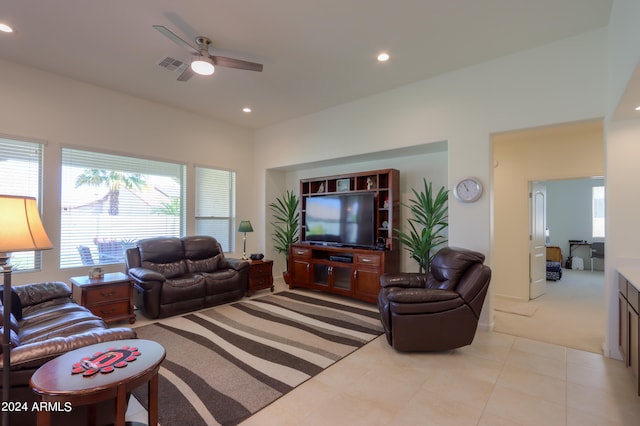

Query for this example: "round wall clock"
[453,177,483,203]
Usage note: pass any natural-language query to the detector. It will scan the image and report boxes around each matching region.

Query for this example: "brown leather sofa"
[378,246,491,352]
[125,235,249,319]
[0,281,136,424]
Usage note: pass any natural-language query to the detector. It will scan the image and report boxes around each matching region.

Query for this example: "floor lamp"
[237,220,253,260]
[0,195,53,426]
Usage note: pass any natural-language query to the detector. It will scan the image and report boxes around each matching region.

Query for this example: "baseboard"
[604,343,623,360]
[478,316,494,331]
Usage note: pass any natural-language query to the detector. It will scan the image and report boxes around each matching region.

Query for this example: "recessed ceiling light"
[635,105,640,111]
[242,107,252,113]
[0,24,13,33]
[377,52,390,62]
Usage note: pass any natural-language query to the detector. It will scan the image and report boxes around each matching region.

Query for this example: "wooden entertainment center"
[289,169,400,303]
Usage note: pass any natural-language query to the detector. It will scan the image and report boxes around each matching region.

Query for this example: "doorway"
[514,177,606,353]
[492,119,605,352]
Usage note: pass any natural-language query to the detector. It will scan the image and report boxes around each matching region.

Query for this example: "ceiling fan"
[153,25,263,81]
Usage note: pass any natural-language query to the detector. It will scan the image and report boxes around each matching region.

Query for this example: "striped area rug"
[132,290,383,426]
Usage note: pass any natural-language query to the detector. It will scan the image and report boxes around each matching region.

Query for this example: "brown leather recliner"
[378,246,491,352]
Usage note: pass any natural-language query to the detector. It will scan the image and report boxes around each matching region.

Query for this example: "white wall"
[604,117,640,359]
[255,29,608,329]
[603,0,640,358]
[0,59,255,284]
[607,0,640,114]
[546,178,605,267]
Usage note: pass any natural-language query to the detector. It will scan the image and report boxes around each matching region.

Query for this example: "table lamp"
[237,220,253,260]
[0,195,53,426]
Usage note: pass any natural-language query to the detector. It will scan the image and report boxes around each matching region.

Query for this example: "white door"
[529,182,547,299]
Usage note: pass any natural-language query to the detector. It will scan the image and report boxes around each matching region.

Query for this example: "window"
[0,136,44,271]
[592,186,605,238]
[195,166,236,252]
[60,148,185,268]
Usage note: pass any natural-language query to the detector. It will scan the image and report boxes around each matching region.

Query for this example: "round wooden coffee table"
[30,339,165,426]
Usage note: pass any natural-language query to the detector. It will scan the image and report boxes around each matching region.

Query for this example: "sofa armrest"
[222,257,250,272]
[3,327,137,370]
[385,288,464,315]
[128,267,166,282]
[380,273,426,289]
[13,282,71,307]
[386,287,459,303]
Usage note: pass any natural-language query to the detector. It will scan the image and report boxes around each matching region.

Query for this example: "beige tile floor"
[239,331,640,426]
[125,287,640,426]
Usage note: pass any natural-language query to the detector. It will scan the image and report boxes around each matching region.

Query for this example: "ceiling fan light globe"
[191,58,215,75]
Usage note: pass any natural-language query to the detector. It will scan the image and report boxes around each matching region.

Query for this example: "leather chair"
[590,242,605,272]
[378,246,491,352]
[77,245,95,265]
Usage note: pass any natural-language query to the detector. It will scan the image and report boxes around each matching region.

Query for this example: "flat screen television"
[305,192,375,248]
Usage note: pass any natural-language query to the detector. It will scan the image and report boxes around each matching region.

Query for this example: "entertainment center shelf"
[300,168,400,252]
[291,169,400,303]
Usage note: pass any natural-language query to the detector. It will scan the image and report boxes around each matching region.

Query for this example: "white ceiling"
[0,1,615,129]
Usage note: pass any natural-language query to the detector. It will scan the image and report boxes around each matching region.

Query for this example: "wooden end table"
[247,259,274,296]
[71,272,136,324]
[30,339,165,426]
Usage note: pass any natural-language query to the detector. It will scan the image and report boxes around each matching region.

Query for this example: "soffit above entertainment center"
[271,141,448,172]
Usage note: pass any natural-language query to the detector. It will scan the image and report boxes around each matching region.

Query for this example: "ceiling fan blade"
[212,56,263,72]
[177,65,195,82]
[153,25,198,55]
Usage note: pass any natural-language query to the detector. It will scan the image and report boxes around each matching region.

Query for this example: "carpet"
[493,269,605,354]
[132,290,383,426]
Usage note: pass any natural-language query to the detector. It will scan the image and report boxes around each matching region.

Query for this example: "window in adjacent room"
[60,148,185,268]
[0,136,44,271]
[592,185,605,238]
[195,166,236,252]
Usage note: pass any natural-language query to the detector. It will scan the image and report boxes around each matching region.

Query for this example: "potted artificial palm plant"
[394,179,449,273]
[268,190,300,284]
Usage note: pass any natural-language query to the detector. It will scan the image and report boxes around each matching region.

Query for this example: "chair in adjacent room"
[590,242,605,272]
[77,245,95,266]
[377,246,492,352]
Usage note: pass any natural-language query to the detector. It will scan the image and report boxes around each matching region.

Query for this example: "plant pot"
[283,271,292,286]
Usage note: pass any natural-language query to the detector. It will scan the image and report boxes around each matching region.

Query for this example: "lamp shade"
[238,220,254,233]
[0,195,53,252]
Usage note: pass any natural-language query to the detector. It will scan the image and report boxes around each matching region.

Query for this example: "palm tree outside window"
[60,148,184,268]
[75,169,147,216]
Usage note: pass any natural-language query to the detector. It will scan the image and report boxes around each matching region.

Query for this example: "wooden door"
[354,268,381,302]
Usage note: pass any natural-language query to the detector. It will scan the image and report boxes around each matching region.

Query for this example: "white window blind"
[592,186,605,238]
[195,166,236,252]
[60,148,185,268]
[0,137,44,271]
